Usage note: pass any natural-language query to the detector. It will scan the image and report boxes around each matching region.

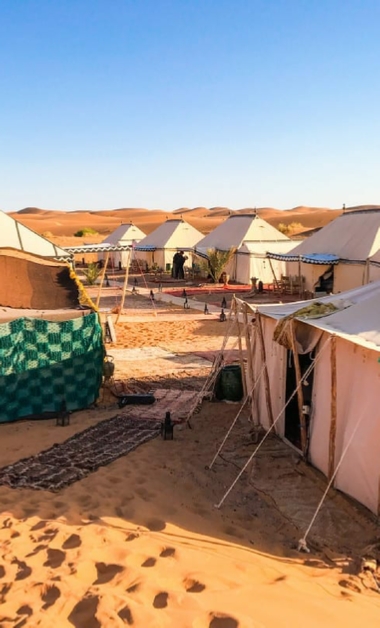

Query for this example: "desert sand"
[1,288,380,627]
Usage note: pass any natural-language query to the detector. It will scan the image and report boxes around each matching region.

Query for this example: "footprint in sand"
[30,521,48,532]
[209,614,239,628]
[141,557,156,568]
[146,519,166,532]
[62,534,82,550]
[68,594,100,628]
[184,578,206,593]
[125,532,139,542]
[12,559,32,581]
[339,579,362,593]
[41,584,61,609]
[37,527,59,543]
[160,547,176,558]
[126,581,140,594]
[0,583,12,603]
[26,544,47,558]
[43,549,66,569]
[153,591,168,609]
[16,605,33,618]
[93,562,124,585]
[0,565,5,579]
[118,604,134,625]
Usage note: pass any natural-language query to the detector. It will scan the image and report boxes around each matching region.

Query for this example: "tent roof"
[135,219,203,250]
[0,211,70,259]
[242,281,380,352]
[101,223,146,245]
[195,214,290,254]
[270,209,380,263]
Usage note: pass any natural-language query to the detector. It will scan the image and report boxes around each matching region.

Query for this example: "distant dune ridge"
[7,205,352,243]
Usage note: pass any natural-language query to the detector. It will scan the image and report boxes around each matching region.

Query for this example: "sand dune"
[9,205,345,239]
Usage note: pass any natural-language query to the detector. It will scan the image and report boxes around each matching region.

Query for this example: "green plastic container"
[215,365,243,402]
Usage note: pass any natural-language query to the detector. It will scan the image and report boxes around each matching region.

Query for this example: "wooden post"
[96,250,110,309]
[233,298,247,396]
[115,249,131,325]
[256,313,275,427]
[268,257,281,292]
[243,306,255,393]
[328,335,337,480]
[289,320,307,454]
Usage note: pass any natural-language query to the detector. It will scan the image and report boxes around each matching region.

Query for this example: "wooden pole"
[115,249,131,325]
[233,298,247,396]
[328,335,337,480]
[96,250,110,309]
[289,320,307,454]
[268,257,280,292]
[256,313,275,428]
[243,306,255,393]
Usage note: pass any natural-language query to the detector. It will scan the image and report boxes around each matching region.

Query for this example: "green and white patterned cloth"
[0,312,104,422]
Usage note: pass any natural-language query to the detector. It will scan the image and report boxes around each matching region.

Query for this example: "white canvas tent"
[267,208,380,294]
[235,281,380,514]
[135,219,204,271]
[99,223,146,268]
[194,214,296,284]
[0,210,70,260]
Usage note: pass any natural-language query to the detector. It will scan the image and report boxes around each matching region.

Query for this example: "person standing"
[172,251,188,279]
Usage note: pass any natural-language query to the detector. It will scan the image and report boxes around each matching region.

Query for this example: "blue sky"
[1,0,379,211]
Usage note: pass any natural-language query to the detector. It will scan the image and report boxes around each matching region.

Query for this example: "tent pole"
[243,306,255,394]
[96,250,110,309]
[268,257,280,292]
[298,257,302,297]
[289,320,307,455]
[233,298,247,396]
[115,249,131,325]
[328,335,337,480]
[256,313,275,427]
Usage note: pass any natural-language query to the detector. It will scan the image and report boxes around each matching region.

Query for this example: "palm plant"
[82,262,102,285]
[199,248,236,283]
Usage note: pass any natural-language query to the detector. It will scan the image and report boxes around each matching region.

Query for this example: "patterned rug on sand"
[0,416,160,492]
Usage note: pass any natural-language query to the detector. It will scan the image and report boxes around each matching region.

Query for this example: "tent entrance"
[284,350,314,450]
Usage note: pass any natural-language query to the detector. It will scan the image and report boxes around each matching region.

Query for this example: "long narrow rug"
[0,416,160,492]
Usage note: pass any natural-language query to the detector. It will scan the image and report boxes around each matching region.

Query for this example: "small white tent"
[268,208,380,294]
[195,214,296,284]
[235,281,380,514]
[0,210,70,260]
[135,219,204,271]
[100,223,146,268]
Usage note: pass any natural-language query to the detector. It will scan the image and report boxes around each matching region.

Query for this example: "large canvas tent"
[0,210,71,260]
[234,281,380,514]
[135,219,203,271]
[99,223,146,268]
[267,208,380,294]
[194,214,296,284]
[0,250,104,423]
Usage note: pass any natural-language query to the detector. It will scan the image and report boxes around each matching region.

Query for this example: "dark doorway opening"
[284,350,314,449]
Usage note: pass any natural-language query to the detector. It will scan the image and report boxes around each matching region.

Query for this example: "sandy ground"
[1,293,380,627]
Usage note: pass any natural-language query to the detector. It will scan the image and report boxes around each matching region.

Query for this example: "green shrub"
[74,227,98,237]
[82,263,102,285]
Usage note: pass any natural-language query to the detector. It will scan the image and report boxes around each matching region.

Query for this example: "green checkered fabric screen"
[0,312,104,423]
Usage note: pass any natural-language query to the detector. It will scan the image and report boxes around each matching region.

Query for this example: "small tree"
[74,227,98,237]
[82,262,102,285]
[198,248,236,283]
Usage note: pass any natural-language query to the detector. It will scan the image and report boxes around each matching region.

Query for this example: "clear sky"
[1,0,379,211]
